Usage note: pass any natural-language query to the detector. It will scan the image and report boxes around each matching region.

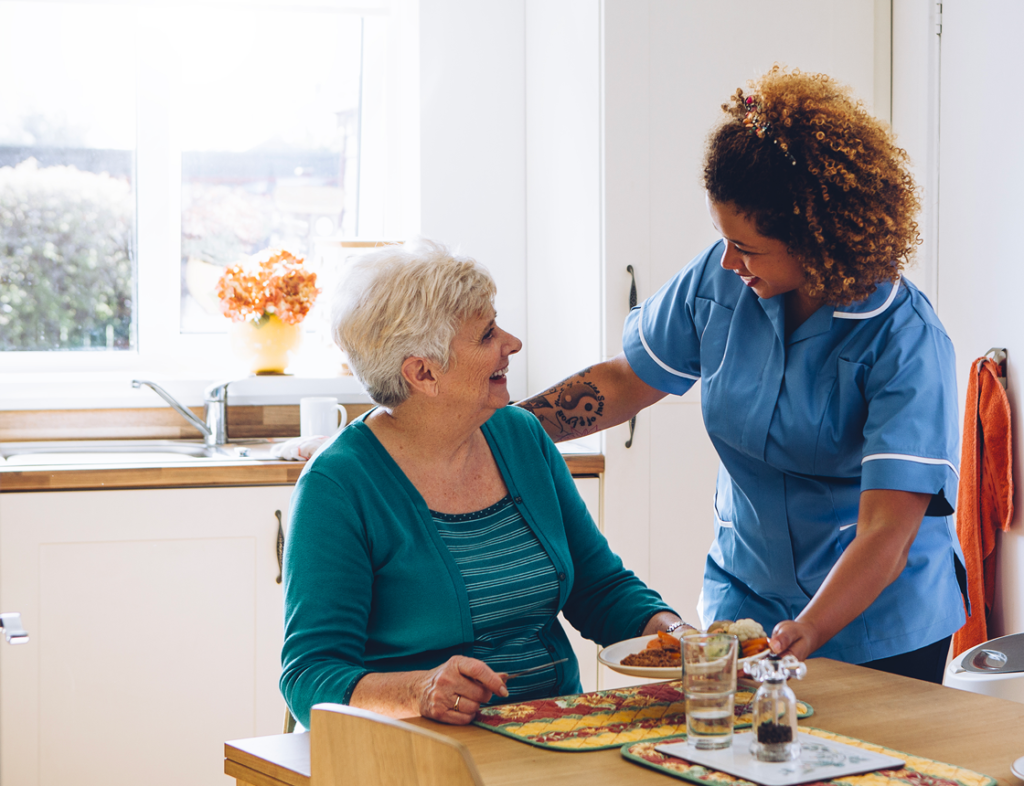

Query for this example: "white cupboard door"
[0,485,292,786]
[559,476,601,692]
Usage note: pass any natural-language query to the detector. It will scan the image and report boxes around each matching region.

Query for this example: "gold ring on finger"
[453,694,462,711]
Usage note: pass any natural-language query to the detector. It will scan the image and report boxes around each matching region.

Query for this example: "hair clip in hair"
[743,96,770,139]
[741,95,797,166]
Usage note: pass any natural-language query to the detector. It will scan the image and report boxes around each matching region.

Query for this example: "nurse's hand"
[768,620,820,662]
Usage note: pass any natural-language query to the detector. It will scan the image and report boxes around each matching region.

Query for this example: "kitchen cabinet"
[0,474,603,785]
[0,485,291,786]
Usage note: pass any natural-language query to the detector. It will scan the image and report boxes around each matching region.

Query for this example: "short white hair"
[331,238,497,408]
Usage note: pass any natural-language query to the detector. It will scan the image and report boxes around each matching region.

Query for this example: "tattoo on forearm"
[518,367,606,440]
[554,380,604,426]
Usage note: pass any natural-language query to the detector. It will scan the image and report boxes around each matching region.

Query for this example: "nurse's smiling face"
[707,197,809,302]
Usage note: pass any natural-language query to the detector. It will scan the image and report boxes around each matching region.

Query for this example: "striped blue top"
[431,495,562,702]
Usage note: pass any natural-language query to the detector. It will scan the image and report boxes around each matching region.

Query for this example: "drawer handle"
[275,510,284,585]
[626,265,638,449]
[0,612,29,645]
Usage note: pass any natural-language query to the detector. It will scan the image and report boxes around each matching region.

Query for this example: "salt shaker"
[745,653,806,762]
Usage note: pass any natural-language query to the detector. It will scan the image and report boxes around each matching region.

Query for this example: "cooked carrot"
[656,630,681,650]
[742,637,769,657]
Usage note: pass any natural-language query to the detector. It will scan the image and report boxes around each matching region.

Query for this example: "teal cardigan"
[279,405,673,727]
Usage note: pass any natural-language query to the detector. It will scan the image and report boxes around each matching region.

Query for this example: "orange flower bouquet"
[215,249,321,374]
[215,248,321,326]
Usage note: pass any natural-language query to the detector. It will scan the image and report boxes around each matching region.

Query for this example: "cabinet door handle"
[0,612,29,645]
[626,265,637,449]
[275,510,284,585]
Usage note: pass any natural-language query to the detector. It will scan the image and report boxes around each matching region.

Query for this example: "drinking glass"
[682,632,738,750]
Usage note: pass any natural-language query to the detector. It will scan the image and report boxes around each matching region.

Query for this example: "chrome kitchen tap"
[131,379,234,447]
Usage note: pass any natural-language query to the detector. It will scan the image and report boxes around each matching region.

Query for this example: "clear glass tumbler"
[682,632,738,750]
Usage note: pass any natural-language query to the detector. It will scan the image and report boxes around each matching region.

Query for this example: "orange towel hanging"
[952,352,1013,657]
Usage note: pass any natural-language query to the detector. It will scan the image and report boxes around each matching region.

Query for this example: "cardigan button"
[513,496,523,504]
[558,572,566,581]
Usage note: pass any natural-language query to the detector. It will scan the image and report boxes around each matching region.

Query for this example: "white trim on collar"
[637,302,700,380]
[833,276,901,320]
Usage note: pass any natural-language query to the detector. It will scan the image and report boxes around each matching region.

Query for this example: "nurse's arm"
[516,353,667,443]
[769,489,931,661]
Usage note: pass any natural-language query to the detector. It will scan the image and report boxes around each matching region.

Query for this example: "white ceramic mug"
[299,397,349,438]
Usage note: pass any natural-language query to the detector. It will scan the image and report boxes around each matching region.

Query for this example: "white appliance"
[944,632,1024,705]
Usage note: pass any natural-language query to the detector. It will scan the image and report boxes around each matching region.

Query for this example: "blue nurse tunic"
[623,241,967,663]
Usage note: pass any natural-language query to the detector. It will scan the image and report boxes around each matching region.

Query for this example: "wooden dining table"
[224,658,1024,786]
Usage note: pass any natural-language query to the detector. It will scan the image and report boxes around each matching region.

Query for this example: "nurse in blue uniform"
[519,66,967,683]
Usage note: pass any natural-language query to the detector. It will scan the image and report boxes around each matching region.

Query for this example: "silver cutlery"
[503,657,570,680]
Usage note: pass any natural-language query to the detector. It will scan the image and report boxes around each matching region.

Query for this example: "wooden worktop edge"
[0,454,603,492]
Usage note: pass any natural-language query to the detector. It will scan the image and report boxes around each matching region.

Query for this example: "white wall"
[891,0,941,304]
[936,0,1024,638]
[524,0,602,395]
[418,0,605,403]
[418,0,529,400]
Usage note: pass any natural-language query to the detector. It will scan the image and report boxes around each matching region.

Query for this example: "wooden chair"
[309,703,484,786]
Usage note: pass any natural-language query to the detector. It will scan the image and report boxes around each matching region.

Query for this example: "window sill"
[0,372,372,411]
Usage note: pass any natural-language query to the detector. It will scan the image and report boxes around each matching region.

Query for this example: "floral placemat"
[472,680,812,751]
[622,727,996,786]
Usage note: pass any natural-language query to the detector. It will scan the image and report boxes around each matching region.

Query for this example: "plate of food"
[597,619,773,679]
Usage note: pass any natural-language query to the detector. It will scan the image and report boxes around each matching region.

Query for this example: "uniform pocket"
[815,358,869,476]
[695,297,734,382]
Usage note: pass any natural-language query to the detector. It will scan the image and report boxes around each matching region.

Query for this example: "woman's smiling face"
[440,306,522,415]
[707,197,809,301]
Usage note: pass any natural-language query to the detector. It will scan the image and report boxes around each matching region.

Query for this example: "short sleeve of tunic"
[621,246,718,397]
[857,313,960,508]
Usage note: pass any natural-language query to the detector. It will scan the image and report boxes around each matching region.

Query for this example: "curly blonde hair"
[703,65,921,305]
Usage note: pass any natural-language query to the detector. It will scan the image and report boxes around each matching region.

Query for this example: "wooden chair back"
[309,703,484,786]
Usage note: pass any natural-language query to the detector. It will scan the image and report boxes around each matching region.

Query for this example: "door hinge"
[935,2,943,36]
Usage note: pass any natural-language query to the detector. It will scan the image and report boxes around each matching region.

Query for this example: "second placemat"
[473,680,813,751]
[622,726,996,786]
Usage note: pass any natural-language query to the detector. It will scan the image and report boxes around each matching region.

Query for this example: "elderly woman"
[520,65,966,683]
[279,238,685,728]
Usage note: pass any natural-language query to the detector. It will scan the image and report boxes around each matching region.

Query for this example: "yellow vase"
[229,313,303,375]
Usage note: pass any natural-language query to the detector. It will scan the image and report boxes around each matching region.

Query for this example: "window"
[0,0,412,377]
[0,3,136,352]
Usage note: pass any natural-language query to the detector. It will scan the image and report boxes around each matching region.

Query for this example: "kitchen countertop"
[0,451,604,492]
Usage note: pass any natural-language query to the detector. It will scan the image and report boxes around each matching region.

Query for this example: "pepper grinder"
[745,653,806,762]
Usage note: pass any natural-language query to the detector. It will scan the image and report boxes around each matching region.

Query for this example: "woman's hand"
[416,656,509,725]
[769,620,820,661]
[349,656,509,725]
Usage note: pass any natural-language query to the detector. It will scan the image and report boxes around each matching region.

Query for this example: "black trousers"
[860,635,951,684]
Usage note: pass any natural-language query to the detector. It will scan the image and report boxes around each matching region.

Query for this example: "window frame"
[0,0,418,402]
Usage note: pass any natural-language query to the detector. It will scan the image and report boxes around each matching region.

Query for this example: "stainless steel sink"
[0,439,287,467]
